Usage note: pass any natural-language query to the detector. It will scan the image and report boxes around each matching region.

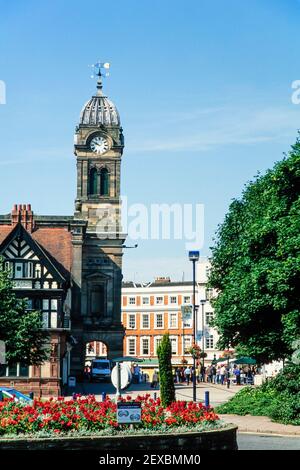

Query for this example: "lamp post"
[188,250,200,402]
[200,299,206,367]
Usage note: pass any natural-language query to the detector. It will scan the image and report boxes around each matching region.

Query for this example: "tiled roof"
[0,225,14,245]
[32,228,72,273]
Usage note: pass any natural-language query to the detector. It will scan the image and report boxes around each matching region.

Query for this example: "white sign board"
[117,402,142,424]
[111,363,132,390]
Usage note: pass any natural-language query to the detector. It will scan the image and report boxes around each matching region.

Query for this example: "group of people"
[174,364,257,385]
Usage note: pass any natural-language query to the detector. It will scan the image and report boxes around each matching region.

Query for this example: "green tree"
[157,334,175,407]
[209,137,300,363]
[0,263,49,365]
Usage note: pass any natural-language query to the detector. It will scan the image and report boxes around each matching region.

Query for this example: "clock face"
[90,136,109,154]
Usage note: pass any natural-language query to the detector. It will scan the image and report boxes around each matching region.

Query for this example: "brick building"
[0,68,126,396]
[121,263,221,378]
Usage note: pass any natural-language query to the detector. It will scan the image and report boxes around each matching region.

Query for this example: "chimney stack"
[11,204,35,232]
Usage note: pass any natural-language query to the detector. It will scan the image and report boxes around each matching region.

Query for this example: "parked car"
[90,359,111,382]
[0,387,32,403]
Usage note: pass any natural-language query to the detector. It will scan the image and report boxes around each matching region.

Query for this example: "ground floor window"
[0,362,29,377]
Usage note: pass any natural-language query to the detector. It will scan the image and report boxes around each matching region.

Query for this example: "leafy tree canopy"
[209,137,300,363]
[0,263,49,365]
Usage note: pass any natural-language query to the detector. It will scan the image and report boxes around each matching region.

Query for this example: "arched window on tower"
[89,167,98,195]
[100,168,110,196]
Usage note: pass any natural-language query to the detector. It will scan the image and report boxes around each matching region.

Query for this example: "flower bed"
[0,394,220,437]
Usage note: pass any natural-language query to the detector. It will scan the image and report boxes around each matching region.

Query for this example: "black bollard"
[29,392,34,400]
[0,391,2,402]
[154,392,157,400]
[102,392,106,402]
[72,392,77,400]
[205,391,209,407]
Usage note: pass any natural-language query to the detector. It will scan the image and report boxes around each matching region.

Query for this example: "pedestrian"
[216,366,221,384]
[200,364,206,382]
[133,364,141,384]
[184,366,191,385]
[175,367,181,384]
[151,370,159,388]
[212,365,217,384]
[220,365,226,385]
[208,365,213,383]
[233,365,241,385]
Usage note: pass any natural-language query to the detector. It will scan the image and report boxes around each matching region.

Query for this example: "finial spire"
[90,62,110,96]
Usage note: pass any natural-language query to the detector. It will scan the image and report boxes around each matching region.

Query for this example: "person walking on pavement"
[184,366,191,385]
[212,365,217,384]
[151,370,159,389]
[200,364,206,382]
[220,365,226,385]
[233,365,241,385]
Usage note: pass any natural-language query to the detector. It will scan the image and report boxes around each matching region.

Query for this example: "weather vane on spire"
[90,62,110,93]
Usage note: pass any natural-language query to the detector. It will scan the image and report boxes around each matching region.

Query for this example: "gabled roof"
[0,223,70,282]
[0,225,14,245]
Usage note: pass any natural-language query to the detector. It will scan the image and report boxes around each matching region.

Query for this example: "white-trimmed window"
[128,314,136,329]
[170,296,177,304]
[141,337,150,356]
[156,296,163,305]
[129,297,136,305]
[168,312,178,329]
[141,313,150,329]
[41,298,58,329]
[142,297,149,305]
[183,296,191,304]
[170,336,178,355]
[205,312,214,325]
[154,336,162,355]
[155,313,164,329]
[127,337,136,356]
[205,335,214,349]
[183,336,192,354]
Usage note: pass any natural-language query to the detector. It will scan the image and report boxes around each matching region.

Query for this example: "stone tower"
[70,67,126,375]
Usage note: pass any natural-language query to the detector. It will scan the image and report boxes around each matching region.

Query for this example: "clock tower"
[70,65,126,374]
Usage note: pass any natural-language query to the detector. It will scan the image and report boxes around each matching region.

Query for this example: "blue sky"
[0,0,300,281]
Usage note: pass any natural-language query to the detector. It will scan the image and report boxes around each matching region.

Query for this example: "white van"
[90,359,111,382]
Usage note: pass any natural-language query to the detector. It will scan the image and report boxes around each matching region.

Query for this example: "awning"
[111,356,144,363]
[232,356,256,365]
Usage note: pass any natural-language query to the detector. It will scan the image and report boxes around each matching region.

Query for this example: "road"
[238,434,300,450]
[68,379,242,406]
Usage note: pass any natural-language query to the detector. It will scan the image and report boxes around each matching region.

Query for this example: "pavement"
[219,414,300,436]
[68,381,300,437]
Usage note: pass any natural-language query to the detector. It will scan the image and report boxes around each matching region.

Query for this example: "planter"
[0,425,238,451]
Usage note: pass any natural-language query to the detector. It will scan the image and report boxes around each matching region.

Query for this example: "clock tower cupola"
[74,63,124,231]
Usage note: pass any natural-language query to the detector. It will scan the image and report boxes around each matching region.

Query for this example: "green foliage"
[209,138,300,363]
[0,263,49,365]
[216,365,300,425]
[157,334,175,407]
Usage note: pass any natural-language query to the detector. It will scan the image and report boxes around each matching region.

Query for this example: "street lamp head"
[188,250,200,262]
